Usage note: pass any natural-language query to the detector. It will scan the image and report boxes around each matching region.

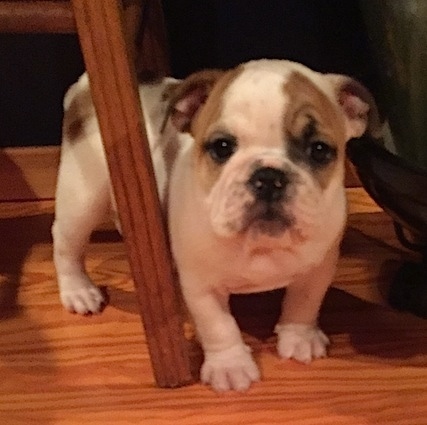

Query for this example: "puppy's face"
[170,60,379,243]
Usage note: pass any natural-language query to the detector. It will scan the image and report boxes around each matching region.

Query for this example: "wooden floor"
[0,188,426,425]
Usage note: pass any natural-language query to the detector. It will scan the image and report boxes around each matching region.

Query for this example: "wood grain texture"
[0,1,75,33]
[0,188,426,424]
[71,0,193,387]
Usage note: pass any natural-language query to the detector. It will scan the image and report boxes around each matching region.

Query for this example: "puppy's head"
[168,60,380,243]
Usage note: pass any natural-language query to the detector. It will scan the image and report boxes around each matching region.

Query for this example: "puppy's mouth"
[242,202,294,237]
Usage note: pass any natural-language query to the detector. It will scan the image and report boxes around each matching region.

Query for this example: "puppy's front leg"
[181,278,260,392]
[275,245,339,364]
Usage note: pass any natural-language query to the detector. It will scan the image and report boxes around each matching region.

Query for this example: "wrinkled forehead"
[215,64,344,147]
[219,68,290,144]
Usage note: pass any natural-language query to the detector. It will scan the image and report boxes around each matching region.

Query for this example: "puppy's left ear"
[167,69,225,133]
[327,74,382,140]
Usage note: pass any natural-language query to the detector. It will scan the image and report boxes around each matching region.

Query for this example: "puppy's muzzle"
[247,166,288,203]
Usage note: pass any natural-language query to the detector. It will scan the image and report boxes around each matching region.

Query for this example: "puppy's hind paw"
[275,323,329,364]
[59,275,106,315]
[201,344,260,392]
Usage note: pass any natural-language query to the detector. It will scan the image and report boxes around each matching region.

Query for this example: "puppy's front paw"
[59,274,105,315]
[201,344,260,392]
[275,323,329,364]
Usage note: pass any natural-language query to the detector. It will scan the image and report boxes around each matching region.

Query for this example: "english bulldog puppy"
[53,60,379,392]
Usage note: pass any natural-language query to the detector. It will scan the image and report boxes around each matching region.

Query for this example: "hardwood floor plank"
[1,188,427,424]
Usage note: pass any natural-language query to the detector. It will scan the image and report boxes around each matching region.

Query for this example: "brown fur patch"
[65,117,84,140]
[190,66,244,193]
[63,95,86,141]
[168,69,225,132]
[283,72,347,190]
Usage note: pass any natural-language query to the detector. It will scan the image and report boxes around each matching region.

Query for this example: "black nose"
[248,167,288,203]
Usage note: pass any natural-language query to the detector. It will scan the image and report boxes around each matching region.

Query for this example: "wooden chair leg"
[71,0,194,388]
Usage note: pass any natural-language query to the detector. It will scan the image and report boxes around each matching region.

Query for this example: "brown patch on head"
[190,66,244,192]
[284,71,347,190]
[167,66,243,193]
[168,69,225,132]
[166,67,245,193]
[189,67,243,138]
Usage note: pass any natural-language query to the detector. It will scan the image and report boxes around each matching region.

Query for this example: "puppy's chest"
[210,243,317,294]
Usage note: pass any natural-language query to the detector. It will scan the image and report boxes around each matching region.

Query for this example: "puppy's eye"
[204,137,237,164]
[307,141,336,166]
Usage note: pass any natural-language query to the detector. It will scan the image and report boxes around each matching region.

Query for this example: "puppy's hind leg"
[52,192,109,314]
[52,147,111,315]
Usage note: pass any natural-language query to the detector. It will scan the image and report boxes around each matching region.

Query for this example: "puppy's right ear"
[167,69,224,132]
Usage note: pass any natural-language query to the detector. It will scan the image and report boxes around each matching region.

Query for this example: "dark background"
[0,0,378,148]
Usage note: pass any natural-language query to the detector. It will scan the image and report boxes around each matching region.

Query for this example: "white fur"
[52,73,178,314]
[54,60,372,392]
[275,323,330,363]
[169,62,353,391]
[201,344,260,392]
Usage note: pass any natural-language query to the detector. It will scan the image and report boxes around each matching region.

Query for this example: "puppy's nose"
[248,167,288,202]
